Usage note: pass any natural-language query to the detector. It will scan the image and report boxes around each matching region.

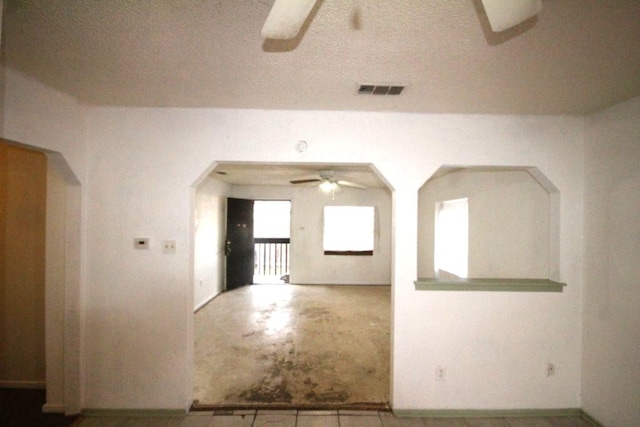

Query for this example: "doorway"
[0,143,47,390]
[0,140,82,414]
[253,200,291,284]
[193,162,393,409]
[225,199,291,290]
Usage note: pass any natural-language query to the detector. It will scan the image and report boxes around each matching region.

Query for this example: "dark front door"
[225,198,254,291]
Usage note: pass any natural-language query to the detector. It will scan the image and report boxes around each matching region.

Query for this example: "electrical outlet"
[436,365,446,381]
[163,240,176,254]
[547,362,555,377]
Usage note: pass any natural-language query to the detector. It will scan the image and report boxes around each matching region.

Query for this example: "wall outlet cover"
[163,240,176,253]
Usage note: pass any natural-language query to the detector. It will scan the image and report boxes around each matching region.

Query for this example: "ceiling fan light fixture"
[319,179,335,193]
[261,0,318,39]
[481,0,543,32]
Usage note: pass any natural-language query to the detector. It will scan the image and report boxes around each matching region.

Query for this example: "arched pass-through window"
[416,166,564,292]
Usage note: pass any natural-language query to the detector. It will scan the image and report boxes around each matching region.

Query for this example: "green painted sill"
[414,278,566,292]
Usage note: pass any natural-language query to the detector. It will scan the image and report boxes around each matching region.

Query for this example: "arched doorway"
[191,162,394,409]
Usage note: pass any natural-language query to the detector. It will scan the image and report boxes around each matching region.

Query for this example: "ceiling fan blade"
[480,0,542,32]
[261,0,318,40]
[290,178,321,185]
[336,180,367,190]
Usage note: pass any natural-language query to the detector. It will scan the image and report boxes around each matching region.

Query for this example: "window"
[434,198,468,278]
[253,200,291,239]
[323,206,375,255]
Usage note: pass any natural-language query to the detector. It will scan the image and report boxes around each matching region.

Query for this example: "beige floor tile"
[253,413,297,426]
[422,418,468,427]
[213,410,235,416]
[296,415,340,427]
[256,409,297,415]
[232,410,256,416]
[339,410,381,415]
[549,417,592,427]
[297,410,338,416]
[178,416,215,427]
[465,418,510,427]
[208,415,254,427]
[340,414,384,427]
[506,417,554,427]
[76,418,127,427]
[380,411,425,426]
[121,417,188,426]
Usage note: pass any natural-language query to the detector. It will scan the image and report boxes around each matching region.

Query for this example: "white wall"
[193,175,229,310]
[78,106,584,412]
[418,169,550,279]
[2,68,87,414]
[231,184,392,285]
[44,160,67,412]
[582,97,640,427]
[0,69,587,412]
[2,70,86,180]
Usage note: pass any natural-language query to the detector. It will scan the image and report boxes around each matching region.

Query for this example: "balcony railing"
[254,238,290,277]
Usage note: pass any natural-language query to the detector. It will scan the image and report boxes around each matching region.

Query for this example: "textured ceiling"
[3,0,640,114]
[212,163,389,189]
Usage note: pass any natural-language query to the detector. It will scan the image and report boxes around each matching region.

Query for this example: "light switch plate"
[134,238,149,249]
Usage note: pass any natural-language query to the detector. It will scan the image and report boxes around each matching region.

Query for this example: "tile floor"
[73,410,595,426]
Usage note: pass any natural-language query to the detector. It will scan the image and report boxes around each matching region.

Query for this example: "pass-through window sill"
[414,278,566,292]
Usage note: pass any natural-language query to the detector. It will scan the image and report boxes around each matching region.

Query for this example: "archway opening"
[0,140,83,415]
[190,161,394,409]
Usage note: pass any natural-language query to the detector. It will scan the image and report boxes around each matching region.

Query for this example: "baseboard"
[83,408,187,418]
[194,290,223,313]
[42,403,65,414]
[581,410,605,427]
[393,408,583,418]
[392,408,603,426]
[290,283,391,286]
[0,380,46,389]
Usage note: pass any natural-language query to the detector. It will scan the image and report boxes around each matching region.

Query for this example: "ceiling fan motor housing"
[319,170,336,181]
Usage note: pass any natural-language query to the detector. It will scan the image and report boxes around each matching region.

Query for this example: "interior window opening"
[434,198,468,278]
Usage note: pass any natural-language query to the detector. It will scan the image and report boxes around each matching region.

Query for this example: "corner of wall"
[581,96,640,427]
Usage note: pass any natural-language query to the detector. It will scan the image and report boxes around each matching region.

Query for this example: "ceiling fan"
[290,170,367,198]
[261,0,543,39]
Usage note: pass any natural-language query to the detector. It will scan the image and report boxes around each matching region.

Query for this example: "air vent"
[358,84,405,96]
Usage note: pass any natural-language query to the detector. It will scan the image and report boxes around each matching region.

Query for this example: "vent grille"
[358,84,405,96]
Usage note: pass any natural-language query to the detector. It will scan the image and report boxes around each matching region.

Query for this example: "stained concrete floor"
[193,284,390,409]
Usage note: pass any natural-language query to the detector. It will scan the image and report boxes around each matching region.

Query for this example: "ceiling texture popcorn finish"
[3,0,639,114]
[212,163,387,189]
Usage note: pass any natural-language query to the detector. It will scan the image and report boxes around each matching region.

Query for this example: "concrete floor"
[193,284,390,409]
